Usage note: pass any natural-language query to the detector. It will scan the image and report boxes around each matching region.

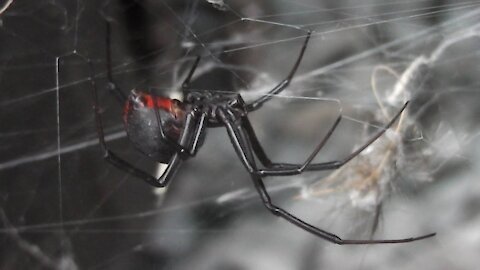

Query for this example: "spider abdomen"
[123,90,186,163]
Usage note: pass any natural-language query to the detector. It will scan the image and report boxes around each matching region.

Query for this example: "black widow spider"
[91,27,435,245]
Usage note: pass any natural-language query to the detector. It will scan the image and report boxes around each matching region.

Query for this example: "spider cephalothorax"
[92,29,435,245]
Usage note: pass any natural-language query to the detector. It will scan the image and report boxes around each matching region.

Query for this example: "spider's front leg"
[245,31,311,112]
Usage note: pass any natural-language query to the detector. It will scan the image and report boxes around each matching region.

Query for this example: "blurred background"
[1,0,479,269]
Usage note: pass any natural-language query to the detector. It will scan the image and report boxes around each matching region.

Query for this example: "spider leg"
[148,86,206,157]
[182,56,201,92]
[218,108,435,244]
[240,111,341,170]
[188,111,207,156]
[181,56,201,102]
[242,102,408,176]
[250,170,435,245]
[245,31,311,112]
[103,150,182,188]
[90,65,203,187]
[105,21,127,103]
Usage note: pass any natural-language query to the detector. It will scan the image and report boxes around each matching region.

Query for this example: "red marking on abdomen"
[123,92,174,123]
[140,93,172,111]
[156,97,172,111]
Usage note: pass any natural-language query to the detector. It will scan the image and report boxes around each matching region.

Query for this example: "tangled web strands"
[0,1,479,269]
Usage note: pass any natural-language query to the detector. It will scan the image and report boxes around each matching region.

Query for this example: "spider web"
[1,0,480,269]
